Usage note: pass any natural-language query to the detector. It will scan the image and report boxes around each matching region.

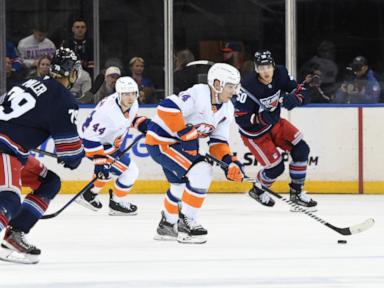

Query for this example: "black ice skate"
[153,211,178,241]
[248,182,275,207]
[108,190,138,216]
[289,184,317,212]
[0,227,41,264]
[76,187,103,211]
[177,212,207,244]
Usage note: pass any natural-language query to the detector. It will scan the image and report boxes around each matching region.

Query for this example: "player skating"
[78,76,149,215]
[0,48,85,264]
[146,63,244,244]
[233,50,317,209]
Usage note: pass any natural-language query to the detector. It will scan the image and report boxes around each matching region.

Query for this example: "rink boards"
[25,105,384,194]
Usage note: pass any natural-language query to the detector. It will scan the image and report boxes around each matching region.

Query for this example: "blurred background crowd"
[2,0,384,105]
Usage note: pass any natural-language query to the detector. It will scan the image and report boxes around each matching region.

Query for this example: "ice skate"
[289,185,317,212]
[248,182,275,207]
[0,227,40,264]
[76,187,103,211]
[153,211,178,241]
[108,190,138,216]
[177,212,207,244]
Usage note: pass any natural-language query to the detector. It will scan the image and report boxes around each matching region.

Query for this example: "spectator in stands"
[221,41,244,69]
[70,67,92,100]
[221,41,253,77]
[173,49,196,94]
[129,57,155,104]
[301,40,338,97]
[6,41,23,73]
[301,62,330,103]
[334,56,380,104]
[64,19,94,74]
[17,25,56,70]
[28,55,51,78]
[78,66,120,104]
[5,57,24,91]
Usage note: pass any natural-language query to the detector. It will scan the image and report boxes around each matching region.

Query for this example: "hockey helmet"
[207,63,240,93]
[254,50,275,73]
[50,47,81,78]
[115,76,139,102]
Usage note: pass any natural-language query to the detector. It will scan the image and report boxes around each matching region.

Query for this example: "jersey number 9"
[0,87,36,121]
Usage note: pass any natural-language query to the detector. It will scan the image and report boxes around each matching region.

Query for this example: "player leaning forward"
[146,63,244,244]
[233,50,317,209]
[78,76,149,215]
[0,48,85,264]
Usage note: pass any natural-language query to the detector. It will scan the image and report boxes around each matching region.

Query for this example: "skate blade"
[177,232,207,244]
[153,233,177,241]
[75,197,102,212]
[0,246,39,264]
[108,209,138,216]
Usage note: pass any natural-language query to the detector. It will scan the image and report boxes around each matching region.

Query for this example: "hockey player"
[146,63,244,244]
[233,50,317,209]
[78,76,149,215]
[0,47,85,264]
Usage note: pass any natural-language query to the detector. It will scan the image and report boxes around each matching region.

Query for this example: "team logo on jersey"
[194,123,215,138]
[180,94,191,102]
[260,90,281,111]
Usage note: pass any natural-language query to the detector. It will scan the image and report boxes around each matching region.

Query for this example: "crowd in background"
[4,20,383,105]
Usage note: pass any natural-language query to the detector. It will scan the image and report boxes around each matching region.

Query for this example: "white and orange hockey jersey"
[81,93,139,157]
[145,84,235,160]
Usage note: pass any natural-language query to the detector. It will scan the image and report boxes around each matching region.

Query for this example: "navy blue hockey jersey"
[0,76,84,164]
[233,65,302,138]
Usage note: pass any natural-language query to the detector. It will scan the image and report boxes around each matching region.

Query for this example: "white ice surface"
[0,194,383,288]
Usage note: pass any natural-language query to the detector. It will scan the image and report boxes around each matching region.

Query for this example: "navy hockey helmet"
[50,47,81,78]
[254,50,275,73]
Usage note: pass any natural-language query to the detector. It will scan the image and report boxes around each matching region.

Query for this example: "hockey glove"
[282,92,304,111]
[58,150,85,170]
[132,116,151,134]
[222,155,244,182]
[177,124,199,156]
[93,155,111,180]
[253,110,280,126]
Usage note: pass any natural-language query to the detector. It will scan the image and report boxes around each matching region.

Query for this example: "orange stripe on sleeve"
[157,109,186,132]
[209,143,231,161]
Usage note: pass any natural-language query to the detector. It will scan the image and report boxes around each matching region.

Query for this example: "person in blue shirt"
[334,56,381,104]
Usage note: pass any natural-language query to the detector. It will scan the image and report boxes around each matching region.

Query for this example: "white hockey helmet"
[115,76,139,101]
[207,63,241,93]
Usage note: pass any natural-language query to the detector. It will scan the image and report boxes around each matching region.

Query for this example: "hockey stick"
[41,135,144,219]
[32,149,57,158]
[205,153,375,236]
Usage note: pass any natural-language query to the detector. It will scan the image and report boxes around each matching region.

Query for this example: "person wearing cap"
[78,66,121,104]
[334,56,380,104]
[221,42,243,70]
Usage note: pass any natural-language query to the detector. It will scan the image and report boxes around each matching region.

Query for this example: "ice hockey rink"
[1,193,383,288]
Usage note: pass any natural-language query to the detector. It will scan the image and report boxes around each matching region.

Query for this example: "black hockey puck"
[337,240,347,244]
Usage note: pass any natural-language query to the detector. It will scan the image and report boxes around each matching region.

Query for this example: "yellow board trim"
[21,180,384,194]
